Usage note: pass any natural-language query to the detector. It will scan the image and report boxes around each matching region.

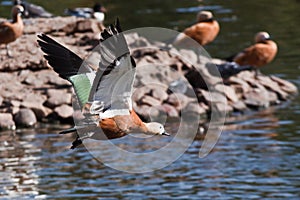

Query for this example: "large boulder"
[14,108,37,127]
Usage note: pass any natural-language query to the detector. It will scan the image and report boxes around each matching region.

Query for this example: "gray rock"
[213,102,233,114]
[167,93,195,111]
[132,87,152,102]
[201,90,227,104]
[156,103,179,118]
[184,103,206,116]
[125,33,151,48]
[46,89,72,108]
[0,96,3,106]
[54,104,73,119]
[0,34,46,71]
[0,113,16,130]
[134,105,160,119]
[25,77,45,87]
[270,75,298,94]
[215,84,239,103]
[231,101,247,111]
[228,76,251,95]
[136,64,181,86]
[24,16,78,34]
[244,88,271,108]
[178,49,198,66]
[10,100,21,107]
[11,100,21,114]
[75,19,102,33]
[236,70,256,82]
[168,78,189,94]
[11,107,20,115]
[21,92,46,105]
[21,93,51,118]
[151,87,169,102]
[141,95,162,107]
[14,108,37,127]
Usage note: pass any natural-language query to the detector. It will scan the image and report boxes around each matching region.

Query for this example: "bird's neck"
[13,13,22,23]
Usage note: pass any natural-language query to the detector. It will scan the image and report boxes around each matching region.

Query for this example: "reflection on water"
[1,105,300,199]
[0,0,300,199]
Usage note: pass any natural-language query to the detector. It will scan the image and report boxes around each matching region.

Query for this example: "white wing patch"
[86,72,96,85]
[93,12,105,23]
[91,54,135,118]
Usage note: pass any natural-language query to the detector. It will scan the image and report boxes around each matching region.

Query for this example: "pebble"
[54,104,73,119]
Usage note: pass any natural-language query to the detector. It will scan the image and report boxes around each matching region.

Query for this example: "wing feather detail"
[88,19,136,118]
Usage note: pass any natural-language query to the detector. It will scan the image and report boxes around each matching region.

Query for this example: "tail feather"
[59,127,77,134]
[58,127,83,149]
[71,136,82,149]
[217,62,253,79]
[59,126,97,149]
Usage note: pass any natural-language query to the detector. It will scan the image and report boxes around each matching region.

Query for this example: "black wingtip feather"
[216,62,254,79]
[37,34,85,80]
[115,18,122,32]
[110,24,117,35]
[70,136,82,149]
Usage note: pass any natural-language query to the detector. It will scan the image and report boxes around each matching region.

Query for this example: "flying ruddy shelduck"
[38,19,169,149]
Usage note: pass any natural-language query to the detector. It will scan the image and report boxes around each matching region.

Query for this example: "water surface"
[0,0,300,199]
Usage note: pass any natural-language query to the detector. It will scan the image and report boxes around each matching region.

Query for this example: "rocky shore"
[0,17,298,129]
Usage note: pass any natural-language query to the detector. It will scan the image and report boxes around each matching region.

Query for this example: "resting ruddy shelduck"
[0,5,24,57]
[38,19,169,149]
[14,0,53,18]
[233,32,278,70]
[64,3,106,30]
[173,11,220,46]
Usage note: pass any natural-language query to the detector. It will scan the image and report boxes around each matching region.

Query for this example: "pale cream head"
[255,31,271,43]
[144,122,169,136]
[12,5,24,18]
[197,11,213,22]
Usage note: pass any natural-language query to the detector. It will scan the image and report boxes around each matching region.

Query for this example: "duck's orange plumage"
[233,32,278,68]
[99,110,148,139]
[174,11,220,46]
[0,5,24,55]
[38,19,168,149]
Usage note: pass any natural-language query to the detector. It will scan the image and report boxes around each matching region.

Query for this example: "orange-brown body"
[0,6,24,45]
[99,110,147,139]
[233,32,278,68]
[183,20,220,46]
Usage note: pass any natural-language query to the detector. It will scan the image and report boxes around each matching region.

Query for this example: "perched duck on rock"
[0,5,24,57]
[14,0,53,18]
[207,62,253,79]
[229,32,278,75]
[173,11,220,46]
[64,3,106,30]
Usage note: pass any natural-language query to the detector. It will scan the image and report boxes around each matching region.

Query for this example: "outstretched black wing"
[37,34,93,79]
[88,19,137,118]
